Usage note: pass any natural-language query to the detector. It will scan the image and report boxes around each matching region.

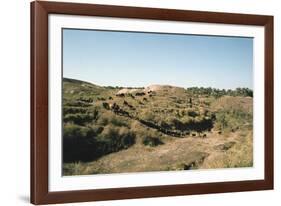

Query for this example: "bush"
[64,113,97,125]
[110,116,128,127]
[187,110,198,117]
[97,112,128,127]
[160,120,171,130]
[63,107,87,114]
[118,127,136,148]
[142,136,163,147]
[99,125,136,152]
[139,111,156,122]
[215,109,252,132]
[63,124,136,163]
[64,124,95,139]
[64,100,92,107]
[164,115,213,133]
[100,125,119,139]
[63,124,98,162]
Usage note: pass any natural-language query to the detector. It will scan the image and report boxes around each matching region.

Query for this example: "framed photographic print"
[30,1,274,204]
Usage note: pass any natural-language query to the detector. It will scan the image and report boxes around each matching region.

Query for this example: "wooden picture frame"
[31,0,274,204]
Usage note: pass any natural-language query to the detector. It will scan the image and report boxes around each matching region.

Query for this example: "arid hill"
[63,78,253,175]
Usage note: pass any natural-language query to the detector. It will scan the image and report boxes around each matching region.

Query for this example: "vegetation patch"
[142,136,164,147]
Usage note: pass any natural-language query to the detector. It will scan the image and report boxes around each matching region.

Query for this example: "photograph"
[62,29,254,176]
[29,1,274,204]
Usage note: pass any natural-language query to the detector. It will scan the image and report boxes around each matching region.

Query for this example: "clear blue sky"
[63,29,253,89]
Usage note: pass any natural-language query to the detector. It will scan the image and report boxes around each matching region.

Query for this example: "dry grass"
[201,131,253,169]
[63,129,253,175]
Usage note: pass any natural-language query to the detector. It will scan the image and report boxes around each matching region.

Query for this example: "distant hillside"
[62,78,253,175]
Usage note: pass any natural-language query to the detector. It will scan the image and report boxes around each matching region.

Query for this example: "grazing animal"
[128,104,134,110]
[110,103,120,111]
[119,110,130,117]
[123,100,129,106]
[135,92,145,96]
[123,100,135,110]
[116,93,125,97]
[128,94,135,99]
[143,97,148,101]
[102,102,110,110]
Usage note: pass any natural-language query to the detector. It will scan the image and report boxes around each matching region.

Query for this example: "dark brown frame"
[31,0,274,204]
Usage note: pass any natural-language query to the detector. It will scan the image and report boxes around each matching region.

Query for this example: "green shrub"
[98,125,136,153]
[142,136,163,147]
[63,107,88,114]
[110,116,128,127]
[187,110,198,117]
[63,124,136,163]
[160,120,171,130]
[97,112,128,127]
[64,113,97,125]
[139,111,156,122]
[64,100,92,107]
[64,124,91,139]
[215,109,252,132]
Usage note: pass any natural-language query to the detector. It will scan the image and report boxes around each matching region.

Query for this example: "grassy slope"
[62,78,253,175]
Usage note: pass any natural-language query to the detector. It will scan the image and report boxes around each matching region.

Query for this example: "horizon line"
[63,77,253,91]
